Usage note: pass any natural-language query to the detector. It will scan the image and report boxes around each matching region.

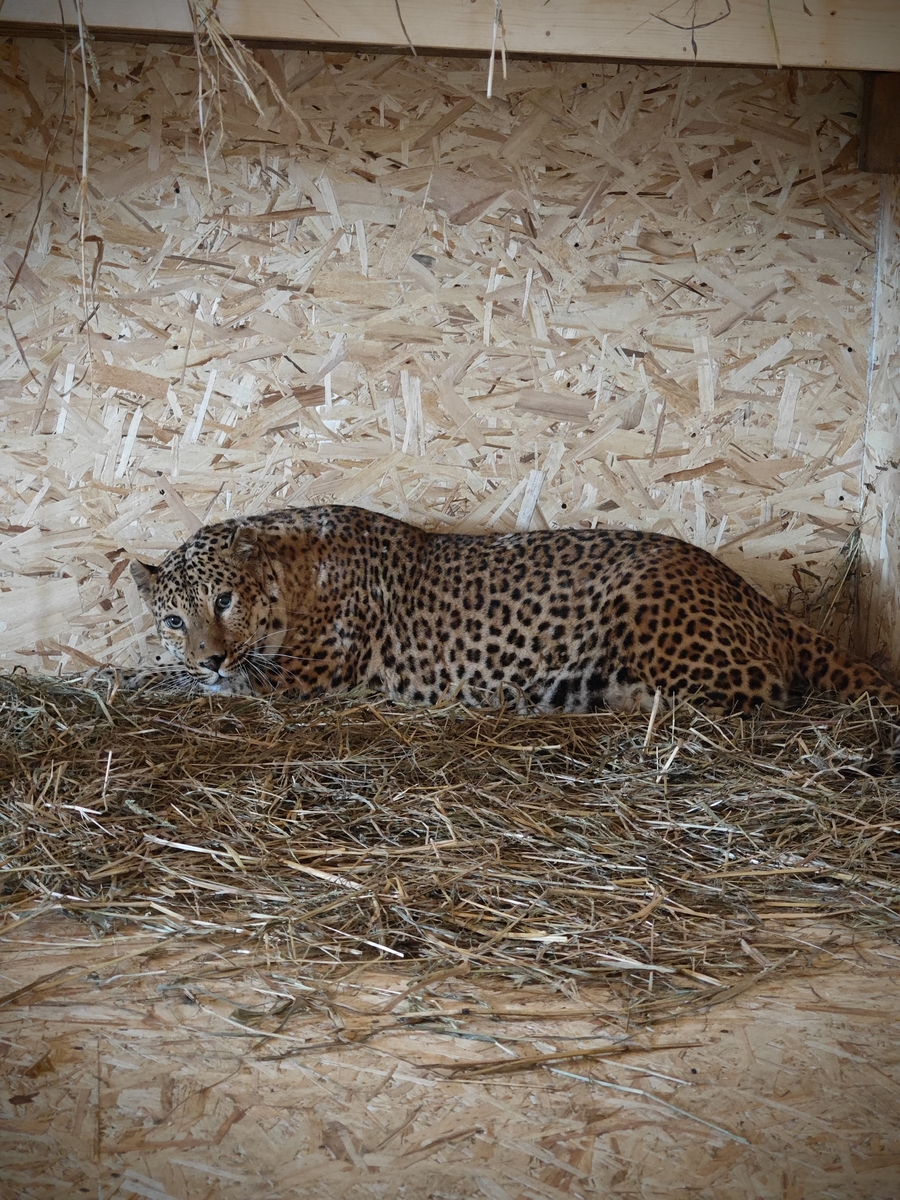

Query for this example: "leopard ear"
[230,523,260,562]
[130,560,158,597]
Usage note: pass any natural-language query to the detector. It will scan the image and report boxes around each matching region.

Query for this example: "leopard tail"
[786,618,900,708]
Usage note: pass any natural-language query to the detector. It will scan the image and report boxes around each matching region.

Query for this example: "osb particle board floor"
[1,917,899,1200]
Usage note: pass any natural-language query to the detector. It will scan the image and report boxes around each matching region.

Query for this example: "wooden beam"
[1,0,900,72]
[860,74,900,173]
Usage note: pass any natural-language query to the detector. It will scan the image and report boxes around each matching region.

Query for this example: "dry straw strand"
[2,673,897,1008]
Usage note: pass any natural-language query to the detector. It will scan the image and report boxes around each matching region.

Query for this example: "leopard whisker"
[242,626,307,654]
[239,642,316,668]
[241,652,281,690]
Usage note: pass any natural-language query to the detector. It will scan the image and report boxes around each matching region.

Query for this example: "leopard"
[130,504,900,716]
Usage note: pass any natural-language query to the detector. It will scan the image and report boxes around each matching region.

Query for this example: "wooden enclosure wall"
[859,175,900,673]
[0,37,898,675]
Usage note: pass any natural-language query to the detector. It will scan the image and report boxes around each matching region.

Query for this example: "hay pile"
[1,672,898,1001]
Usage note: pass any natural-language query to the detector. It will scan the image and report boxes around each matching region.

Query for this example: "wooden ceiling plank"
[1,0,900,72]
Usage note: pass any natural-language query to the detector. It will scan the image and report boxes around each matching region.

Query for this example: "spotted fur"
[131,505,900,715]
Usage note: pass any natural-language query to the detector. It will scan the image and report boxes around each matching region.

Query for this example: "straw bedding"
[1,672,898,1001]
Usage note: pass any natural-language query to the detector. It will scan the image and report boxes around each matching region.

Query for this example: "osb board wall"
[0,37,897,675]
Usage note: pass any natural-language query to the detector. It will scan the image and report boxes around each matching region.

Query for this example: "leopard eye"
[214,592,233,614]
[163,614,184,630]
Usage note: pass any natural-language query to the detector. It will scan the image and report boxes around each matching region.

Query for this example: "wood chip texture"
[1,914,899,1200]
[0,39,898,677]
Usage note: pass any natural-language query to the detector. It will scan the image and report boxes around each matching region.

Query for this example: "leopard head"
[131,520,288,694]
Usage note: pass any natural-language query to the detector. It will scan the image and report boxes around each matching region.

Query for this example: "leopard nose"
[201,654,226,673]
